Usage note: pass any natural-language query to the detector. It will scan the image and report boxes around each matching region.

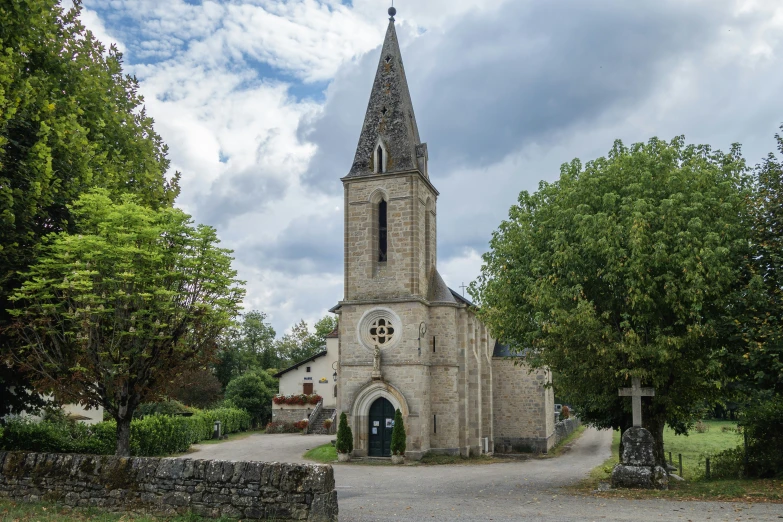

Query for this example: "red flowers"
[272,394,323,406]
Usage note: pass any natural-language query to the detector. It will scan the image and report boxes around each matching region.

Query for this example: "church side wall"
[428,305,460,453]
[491,360,554,453]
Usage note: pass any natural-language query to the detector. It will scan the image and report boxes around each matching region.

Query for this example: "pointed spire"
[348,8,427,177]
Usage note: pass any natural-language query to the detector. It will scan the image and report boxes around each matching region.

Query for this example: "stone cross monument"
[618,377,655,427]
[611,377,668,490]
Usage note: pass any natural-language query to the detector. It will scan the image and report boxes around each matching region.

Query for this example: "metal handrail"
[306,399,323,434]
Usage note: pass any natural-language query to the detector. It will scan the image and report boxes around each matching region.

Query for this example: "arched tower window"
[378,199,388,262]
[377,145,384,173]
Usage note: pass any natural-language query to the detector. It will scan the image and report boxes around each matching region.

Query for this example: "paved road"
[184,433,334,464]
[182,429,781,521]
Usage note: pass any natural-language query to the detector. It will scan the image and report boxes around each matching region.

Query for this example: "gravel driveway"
[181,428,781,521]
[183,433,334,464]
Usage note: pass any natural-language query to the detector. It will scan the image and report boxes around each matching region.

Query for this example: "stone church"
[330,8,555,460]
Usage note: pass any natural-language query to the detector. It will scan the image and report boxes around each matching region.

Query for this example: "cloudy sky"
[77,0,783,335]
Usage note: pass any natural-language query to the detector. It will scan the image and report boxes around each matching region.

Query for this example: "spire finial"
[388,4,396,21]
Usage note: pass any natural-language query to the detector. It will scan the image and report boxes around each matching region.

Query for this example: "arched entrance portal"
[368,397,395,457]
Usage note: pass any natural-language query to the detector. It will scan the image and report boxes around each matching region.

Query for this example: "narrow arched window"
[377,145,384,173]
[378,199,388,262]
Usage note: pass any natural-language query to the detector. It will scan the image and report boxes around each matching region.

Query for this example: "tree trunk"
[644,414,667,468]
[116,415,132,457]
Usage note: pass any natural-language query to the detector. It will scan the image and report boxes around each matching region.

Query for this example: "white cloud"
[76,0,783,335]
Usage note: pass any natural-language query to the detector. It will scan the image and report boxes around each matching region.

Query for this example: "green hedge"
[0,407,251,457]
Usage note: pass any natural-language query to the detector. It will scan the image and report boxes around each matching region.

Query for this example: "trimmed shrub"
[390,409,406,456]
[0,407,251,457]
[134,399,193,419]
[336,412,353,454]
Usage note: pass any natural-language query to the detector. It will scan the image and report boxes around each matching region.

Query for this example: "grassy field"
[575,420,783,502]
[0,500,232,521]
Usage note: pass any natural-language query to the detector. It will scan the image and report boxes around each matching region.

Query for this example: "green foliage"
[0,0,179,417]
[276,315,337,366]
[336,412,353,454]
[472,136,751,463]
[213,311,278,386]
[224,372,274,427]
[0,407,250,457]
[739,400,783,478]
[134,400,192,419]
[711,446,746,479]
[166,369,224,409]
[390,409,406,456]
[6,190,245,456]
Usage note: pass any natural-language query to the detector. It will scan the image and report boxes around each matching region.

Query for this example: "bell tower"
[342,7,439,303]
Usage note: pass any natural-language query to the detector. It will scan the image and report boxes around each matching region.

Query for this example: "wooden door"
[303,382,313,395]
[368,397,394,457]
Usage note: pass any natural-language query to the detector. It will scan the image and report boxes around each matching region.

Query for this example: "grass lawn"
[303,443,337,463]
[0,500,233,521]
[574,420,783,502]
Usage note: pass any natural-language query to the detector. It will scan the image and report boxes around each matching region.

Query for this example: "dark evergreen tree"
[336,412,353,454]
[390,409,406,456]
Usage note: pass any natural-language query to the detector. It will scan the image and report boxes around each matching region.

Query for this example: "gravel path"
[180,428,781,521]
[182,433,334,464]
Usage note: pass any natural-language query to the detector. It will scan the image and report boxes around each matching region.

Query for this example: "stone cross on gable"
[618,377,655,427]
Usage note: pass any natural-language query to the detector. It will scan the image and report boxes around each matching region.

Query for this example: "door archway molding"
[349,380,410,456]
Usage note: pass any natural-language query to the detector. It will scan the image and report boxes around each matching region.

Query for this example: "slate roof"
[347,14,424,177]
[428,268,457,304]
[273,350,328,378]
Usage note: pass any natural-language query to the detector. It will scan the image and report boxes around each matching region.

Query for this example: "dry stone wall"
[0,451,337,521]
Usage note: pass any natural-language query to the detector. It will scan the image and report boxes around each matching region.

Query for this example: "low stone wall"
[554,417,581,446]
[0,452,337,521]
[272,408,314,424]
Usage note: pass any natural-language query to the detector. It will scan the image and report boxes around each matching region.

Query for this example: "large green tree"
[213,311,278,386]
[5,191,243,456]
[276,315,337,366]
[0,0,178,416]
[472,136,751,466]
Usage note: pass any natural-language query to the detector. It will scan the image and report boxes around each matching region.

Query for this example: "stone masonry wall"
[492,359,554,453]
[272,408,314,425]
[0,452,337,521]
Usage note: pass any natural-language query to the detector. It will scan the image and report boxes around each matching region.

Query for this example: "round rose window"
[357,308,402,351]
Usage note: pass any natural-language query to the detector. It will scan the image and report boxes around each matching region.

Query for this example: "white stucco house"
[271,329,338,429]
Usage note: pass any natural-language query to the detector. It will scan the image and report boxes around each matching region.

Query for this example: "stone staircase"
[309,408,336,435]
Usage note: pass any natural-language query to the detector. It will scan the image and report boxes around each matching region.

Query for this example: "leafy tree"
[277,315,337,366]
[166,369,224,409]
[5,190,243,456]
[472,136,751,466]
[0,0,178,417]
[336,412,353,454]
[224,373,274,427]
[213,311,278,386]
[240,311,278,371]
[730,126,783,398]
[390,409,406,456]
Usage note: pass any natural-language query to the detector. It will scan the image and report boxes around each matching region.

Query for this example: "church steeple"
[348,8,428,178]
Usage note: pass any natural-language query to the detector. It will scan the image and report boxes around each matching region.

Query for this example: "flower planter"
[391,454,404,465]
[337,452,351,462]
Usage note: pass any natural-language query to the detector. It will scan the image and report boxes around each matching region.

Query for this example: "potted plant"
[390,409,406,464]
[335,412,353,462]
[323,418,333,432]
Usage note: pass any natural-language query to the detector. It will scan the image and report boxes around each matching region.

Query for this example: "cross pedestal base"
[611,427,668,490]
